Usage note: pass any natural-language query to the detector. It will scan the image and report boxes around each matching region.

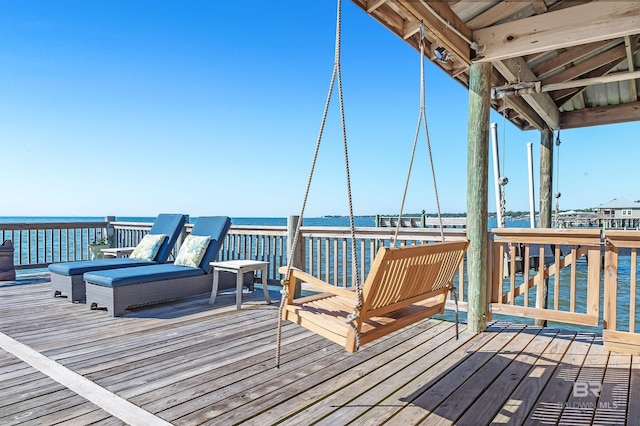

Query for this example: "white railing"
[7,218,640,354]
[0,221,108,269]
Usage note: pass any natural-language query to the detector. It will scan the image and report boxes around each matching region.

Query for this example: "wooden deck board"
[346,323,510,426]
[489,330,577,424]
[0,353,120,425]
[453,328,560,425]
[0,275,639,425]
[257,321,464,426]
[524,333,596,425]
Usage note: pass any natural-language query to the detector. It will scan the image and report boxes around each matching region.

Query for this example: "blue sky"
[2,1,639,218]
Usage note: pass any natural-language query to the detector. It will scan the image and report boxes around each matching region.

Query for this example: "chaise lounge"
[49,213,188,302]
[84,216,231,316]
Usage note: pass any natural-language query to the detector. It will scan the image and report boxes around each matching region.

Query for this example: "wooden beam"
[502,94,546,131]
[366,0,387,13]
[543,70,640,93]
[542,45,627,86]
[552,41,639,104]
[532,40,616,79]
[561,101,640,129]
[473,1,640,62]
[466,1,531,31]
[493,57,560,129]
[625,36,638,102]
[531,0,548,14]
[401,1,472,64]
[402,19,421,40]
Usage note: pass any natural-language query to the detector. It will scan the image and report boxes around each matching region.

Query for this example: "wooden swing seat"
[279,240,469,352]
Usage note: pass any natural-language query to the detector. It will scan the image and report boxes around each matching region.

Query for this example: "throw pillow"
[129,233,167,261]
[174,235,211,268]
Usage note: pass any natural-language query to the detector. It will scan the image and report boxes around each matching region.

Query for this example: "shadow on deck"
[0,273,637,425]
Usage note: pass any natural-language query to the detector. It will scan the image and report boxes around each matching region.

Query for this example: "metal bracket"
[491,81,541,99]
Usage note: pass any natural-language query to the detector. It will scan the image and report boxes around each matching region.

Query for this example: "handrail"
[6,219,640,353]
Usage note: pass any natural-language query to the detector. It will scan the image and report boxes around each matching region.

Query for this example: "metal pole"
[490,123,503,228]
[527,142,536,228]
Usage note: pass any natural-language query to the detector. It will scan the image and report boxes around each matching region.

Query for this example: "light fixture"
[434,47,452,63]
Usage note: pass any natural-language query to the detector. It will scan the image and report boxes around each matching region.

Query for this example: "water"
[2,215,635,334]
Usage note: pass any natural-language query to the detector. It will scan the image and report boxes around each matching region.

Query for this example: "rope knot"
[280,280,290,296]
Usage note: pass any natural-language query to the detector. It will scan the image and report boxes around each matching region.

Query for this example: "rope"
[336,0,363,349]
[554,130,562,228]
[393,22,444,245]
[500,102,508,228]
[276,0,363,365]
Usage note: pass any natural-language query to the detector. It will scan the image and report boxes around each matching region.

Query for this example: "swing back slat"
[281,240,468,352]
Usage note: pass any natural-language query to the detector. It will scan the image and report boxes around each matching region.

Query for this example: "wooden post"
[105,216,115,248]
[536,129,553,326]
[466,62,491,334]
[287,215,304,298]
[539,129,553,229]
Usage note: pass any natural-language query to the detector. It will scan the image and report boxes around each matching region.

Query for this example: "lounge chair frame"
[49,214,187,302]
[84,216,231,316]
[87,274,212,317]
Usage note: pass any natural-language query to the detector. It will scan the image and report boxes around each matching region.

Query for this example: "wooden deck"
[0,274,638,425]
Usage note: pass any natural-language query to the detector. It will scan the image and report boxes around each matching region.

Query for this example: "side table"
[209,260,271,310]
[101,247,135,259]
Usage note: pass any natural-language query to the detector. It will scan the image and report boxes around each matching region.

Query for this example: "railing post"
[536,128,554,326]
[105,216,115,248]
[287,215,304,298]
[177,215,190,257]
[486,232,494,321]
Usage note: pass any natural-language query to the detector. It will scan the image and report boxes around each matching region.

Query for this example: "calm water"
[0,215,519,229]
[2,215,634,333]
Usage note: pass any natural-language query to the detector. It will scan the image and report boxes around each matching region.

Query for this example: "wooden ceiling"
[351,0,640,131]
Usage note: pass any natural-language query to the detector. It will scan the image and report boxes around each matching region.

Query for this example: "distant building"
[596,198,640,228]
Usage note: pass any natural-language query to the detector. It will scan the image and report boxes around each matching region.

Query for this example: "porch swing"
[275,0,468,360]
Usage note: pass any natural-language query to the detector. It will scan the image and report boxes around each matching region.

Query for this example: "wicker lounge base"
[86,274,212,317]
[51,273,86,302]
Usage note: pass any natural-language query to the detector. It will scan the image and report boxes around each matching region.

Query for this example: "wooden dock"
[0,274,637,425]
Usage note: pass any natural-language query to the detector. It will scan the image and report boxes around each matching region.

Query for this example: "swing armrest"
[278,266,357,300]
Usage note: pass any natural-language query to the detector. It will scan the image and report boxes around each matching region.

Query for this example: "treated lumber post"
[539,129,553,229]
[467,62,491,334]
[287,215,304,298]
[536,129,553,326]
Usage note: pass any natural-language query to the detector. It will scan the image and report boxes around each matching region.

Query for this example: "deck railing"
[4,218,640,354]
[0,221,109,269]
[490,227,640,355]
[490,228,602,327]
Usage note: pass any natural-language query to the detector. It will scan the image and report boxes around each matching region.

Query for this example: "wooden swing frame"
[274,2,469,362]
[279,240,468,352]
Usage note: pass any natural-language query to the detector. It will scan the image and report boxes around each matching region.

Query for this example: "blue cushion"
[48,258,155,276]
[84,264,204,287]
[147,214,188,262]
[47,213,187,276]
[189,216,231,271]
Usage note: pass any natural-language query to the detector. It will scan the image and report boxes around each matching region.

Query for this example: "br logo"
[573,382,602,398]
